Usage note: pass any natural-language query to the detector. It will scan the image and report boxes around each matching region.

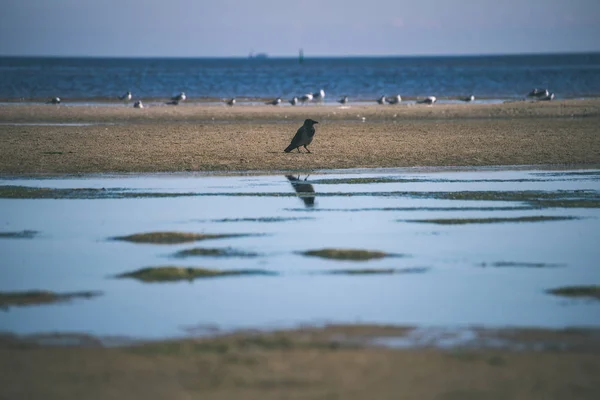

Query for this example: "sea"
[1,53,599,104]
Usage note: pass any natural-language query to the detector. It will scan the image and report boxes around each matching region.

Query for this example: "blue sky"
[1,0,599,57]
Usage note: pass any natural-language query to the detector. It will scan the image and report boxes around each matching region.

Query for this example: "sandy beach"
[1,99,599,174]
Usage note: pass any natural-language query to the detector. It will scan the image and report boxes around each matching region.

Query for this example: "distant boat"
[248,51,268,59]
[417,96,437,105]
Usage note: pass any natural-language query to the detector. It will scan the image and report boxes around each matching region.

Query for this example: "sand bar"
[1,99,599,175]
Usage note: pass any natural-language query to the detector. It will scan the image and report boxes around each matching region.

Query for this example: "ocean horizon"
[1,52,599,103]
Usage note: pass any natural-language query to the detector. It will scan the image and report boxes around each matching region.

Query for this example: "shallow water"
[0,168,599,339]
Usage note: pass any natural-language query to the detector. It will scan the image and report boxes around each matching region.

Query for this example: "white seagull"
[171,92,186,102]
[527,88,549,98]
[47,97,61,104]
[540,92,555,101]
[119,91,132,102]
[266,97,282,106]
[461,95,475,102]
[377,95,388,105]
[133,100,144,108]
[417,96,437,105]
[225,98,236,106]
[388,94,402,104]
[289,97,299,106]
[338,96,349,105]
[313,89,325,102]
[300,93,313,104]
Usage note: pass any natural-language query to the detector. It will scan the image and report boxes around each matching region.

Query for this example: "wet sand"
[1,325,599,400]
[1,99,599,174]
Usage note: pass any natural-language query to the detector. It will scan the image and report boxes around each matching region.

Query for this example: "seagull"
[46,97,61,104]
[338,96,349,105]
[266,97,282,106]
[119,91,132,102]
[133,100,144,108]
[284,119,319,153]
[377,95,388,105]
[527,88,549,98]
[417,96,437,105]
[171,92,186,102]
[300,93,313,104]
[388,94,402,104]
[461,95,475,102]
[289,97,299,106]
[225,98,236,106]
[313,89,325,103]
[539,92,555,101]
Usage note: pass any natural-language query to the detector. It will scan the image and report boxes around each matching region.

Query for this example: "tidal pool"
[0,167,599,339]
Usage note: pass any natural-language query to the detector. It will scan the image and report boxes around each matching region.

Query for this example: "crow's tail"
[284,145,295,153]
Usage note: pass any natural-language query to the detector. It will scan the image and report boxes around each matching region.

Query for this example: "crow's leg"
[304,145,311,153]
[296,147,301,153]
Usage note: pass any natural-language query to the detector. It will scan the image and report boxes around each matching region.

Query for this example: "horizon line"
[1,50,599,59]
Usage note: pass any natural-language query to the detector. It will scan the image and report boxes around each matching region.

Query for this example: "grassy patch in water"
[481,261,563,268]
[0,230,38,239]
[327,267,428,275]
[546,285,600,300]
[302,248,399,261]
[403,216,578,225]
[173,247,260,258]
[111,231,253,244]
[0,290,101,309]
[116,266,275,282]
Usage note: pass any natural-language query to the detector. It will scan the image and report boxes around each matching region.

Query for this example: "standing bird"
[266,97,282,106]
[540,92,555,101]
[527,88,549,98]
[46,97,61,104]
[313,89,325,103]
[284,119,319,153]
[133,100,144,108]
[388,94,402,104]
[225,98,236,106]
[377,95,388,105]
[171,92,186,102]
[119,91,132,102]
[461,95,475,102]
[289,97,299,106]
[300,93,313,104]
[417,96,437,105]
[285,175,315,207]
[338,96,349,105]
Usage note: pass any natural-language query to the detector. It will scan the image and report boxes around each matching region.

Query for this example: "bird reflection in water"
[285,175,315,207]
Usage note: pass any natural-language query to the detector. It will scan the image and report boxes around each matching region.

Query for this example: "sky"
[1,0,599,57]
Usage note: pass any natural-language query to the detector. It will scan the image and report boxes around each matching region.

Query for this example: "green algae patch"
[173,247,260,258]
[0,230,38,239]
[327,267,428,275]
[547,285,600,300]
[116,266,275,282]
[111,231,253,244]
[302,248,399,261]
[0,290,102,309]
[403,216,578,225]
